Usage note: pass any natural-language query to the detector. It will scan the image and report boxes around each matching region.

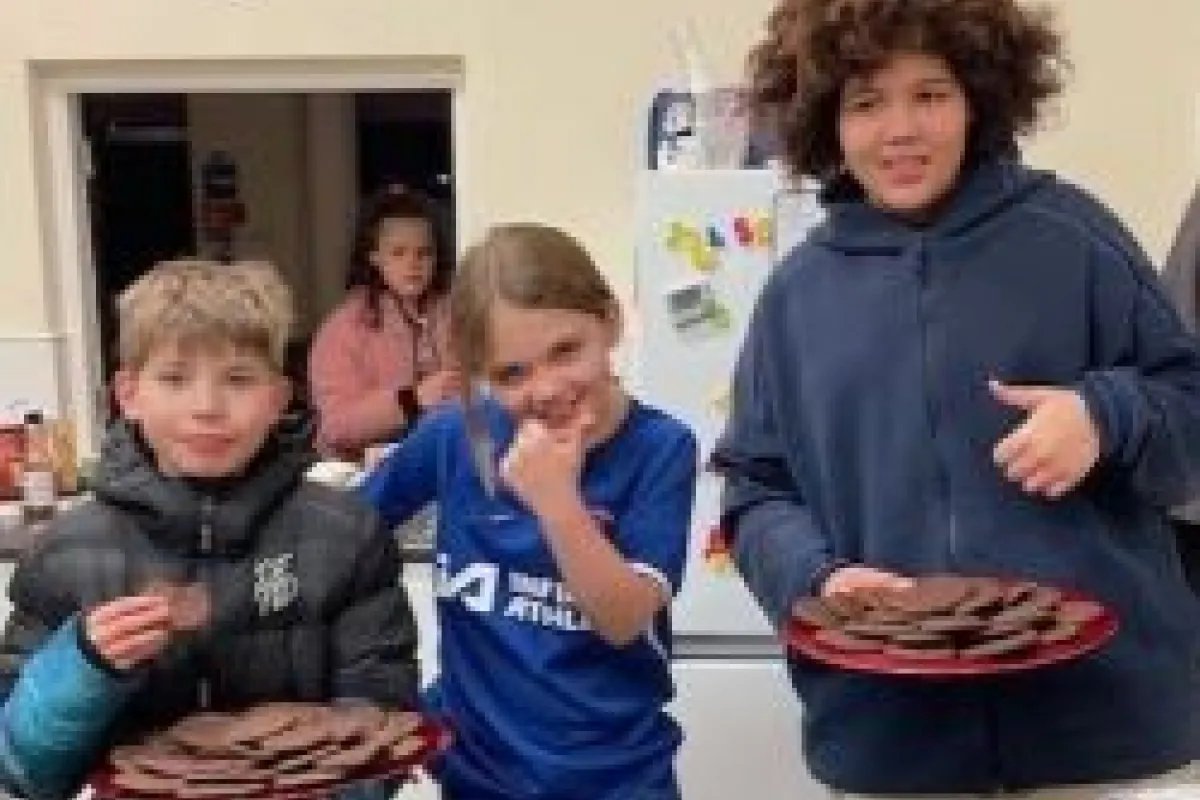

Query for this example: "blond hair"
[117,259,294,370]
[450,223,617,380]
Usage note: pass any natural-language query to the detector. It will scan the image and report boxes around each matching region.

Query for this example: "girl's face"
[837,51,971,221]
[482,299,620,435]
[370,217,436,300]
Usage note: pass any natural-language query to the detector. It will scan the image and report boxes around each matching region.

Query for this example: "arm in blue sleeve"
[358,408,449,528]
[1075,235,1200,507]
[713,277,838,629]
[1,615,140,799]
[615,425,698,597]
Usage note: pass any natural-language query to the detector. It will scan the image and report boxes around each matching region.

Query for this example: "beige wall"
[0,0,777,340]
[1,0,1197,396]
[1024,0,1199,258]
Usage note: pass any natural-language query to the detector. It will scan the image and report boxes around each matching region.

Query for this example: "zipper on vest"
[197,495,214,710]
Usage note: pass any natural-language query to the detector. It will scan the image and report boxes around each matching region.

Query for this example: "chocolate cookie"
[900,575,975,615]
[1038,622,1080,645]
[821,592,870,621]
[175,781,268,798]
[111,768,183,794]
[225,705,308,745]
[1057,599,1104,626]
[792,597,842,628]
[814,628,881,652]
[884,644,956,660]
[389,735,426,762]
[956,580,1006,617]
[255,722,332,756]
[961,629,1039,657]
[842,621,911,640]
[271,770,343,789]
[317,736,388,771]
[916,615,987,635]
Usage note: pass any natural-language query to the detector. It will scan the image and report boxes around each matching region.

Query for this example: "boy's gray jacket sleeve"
[1075,195,1200,509]
[331,511,420,709]
[713,276,837,629]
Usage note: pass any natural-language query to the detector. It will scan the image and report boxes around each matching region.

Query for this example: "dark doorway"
[82,94,196,382]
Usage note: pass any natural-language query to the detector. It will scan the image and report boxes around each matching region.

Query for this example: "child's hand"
[499,408,594,515]
[83,594,172,671]
[821,566,914,598]
[990,380,1101,499]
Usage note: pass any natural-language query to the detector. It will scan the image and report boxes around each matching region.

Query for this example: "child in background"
[362,223,698,800]
[0,260,419,800]
[309,186,461,461]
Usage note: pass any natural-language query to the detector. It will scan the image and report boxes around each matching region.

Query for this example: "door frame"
[35,57,464,456]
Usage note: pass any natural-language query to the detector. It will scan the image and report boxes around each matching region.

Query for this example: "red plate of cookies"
[786,575,1118,678]
[88,703,451,800]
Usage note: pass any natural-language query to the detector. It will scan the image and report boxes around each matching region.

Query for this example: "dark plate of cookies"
[786,575,1118,677]
[88,703,450,799]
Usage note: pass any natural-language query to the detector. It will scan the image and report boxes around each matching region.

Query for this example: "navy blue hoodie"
[715,159,1200,794]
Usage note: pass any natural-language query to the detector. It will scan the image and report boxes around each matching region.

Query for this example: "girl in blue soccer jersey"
[361,223,699,800]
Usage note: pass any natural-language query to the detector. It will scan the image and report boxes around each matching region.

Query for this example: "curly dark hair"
[749,0,1068,181]
[345,184,454,328]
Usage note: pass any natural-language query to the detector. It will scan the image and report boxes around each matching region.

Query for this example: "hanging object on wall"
[662,277,732,333]
[663,218,718,273]
[199,150,245,263]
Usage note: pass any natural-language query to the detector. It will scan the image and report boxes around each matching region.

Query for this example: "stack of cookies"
[104,703,427,798]
[793,575,1106,661]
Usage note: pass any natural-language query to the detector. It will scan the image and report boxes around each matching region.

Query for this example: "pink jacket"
[308,288,453,458]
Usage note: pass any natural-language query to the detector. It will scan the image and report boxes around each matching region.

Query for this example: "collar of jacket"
[92,417,315,554]
[811,158,1051,256]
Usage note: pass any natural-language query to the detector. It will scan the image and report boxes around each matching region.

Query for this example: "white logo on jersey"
[253,553,299,616]
[436,555,591,632]
[435,557,500,614]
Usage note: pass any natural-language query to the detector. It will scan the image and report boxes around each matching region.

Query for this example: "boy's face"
[837,51,971,221]
[115,340,290,479]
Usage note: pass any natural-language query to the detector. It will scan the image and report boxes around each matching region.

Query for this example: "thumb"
[989,379,1053,411]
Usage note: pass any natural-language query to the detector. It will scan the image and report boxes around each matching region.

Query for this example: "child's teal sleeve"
[2,615,141,799]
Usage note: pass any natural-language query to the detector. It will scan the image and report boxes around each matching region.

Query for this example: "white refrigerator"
[630,169,827,800]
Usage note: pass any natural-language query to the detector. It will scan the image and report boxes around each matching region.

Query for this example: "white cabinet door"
[670,659,827,800]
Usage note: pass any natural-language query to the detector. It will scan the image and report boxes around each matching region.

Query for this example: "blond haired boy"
[0,260,418,799]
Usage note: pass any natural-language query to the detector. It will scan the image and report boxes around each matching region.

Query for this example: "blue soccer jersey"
[363,398,698,800]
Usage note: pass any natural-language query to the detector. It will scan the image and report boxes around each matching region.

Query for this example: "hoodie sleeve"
[359,408,448,528]
[713,274,840,629]
[1075,224,1200,508]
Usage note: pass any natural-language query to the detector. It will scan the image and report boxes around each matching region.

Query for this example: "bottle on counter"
[20,410,56,526]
